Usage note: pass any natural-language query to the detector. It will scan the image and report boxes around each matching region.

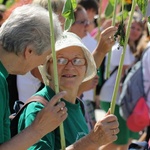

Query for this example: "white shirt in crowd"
[100,42,136,104]
[82,32,97,101]
[17,71,41,103]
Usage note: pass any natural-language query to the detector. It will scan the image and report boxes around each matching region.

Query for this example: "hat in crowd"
[55,31,97,82]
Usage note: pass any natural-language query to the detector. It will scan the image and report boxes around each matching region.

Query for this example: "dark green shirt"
[0,61,10,144]
[18,86,89,150]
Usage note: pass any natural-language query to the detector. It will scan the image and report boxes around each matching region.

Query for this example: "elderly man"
[0,4,68,150]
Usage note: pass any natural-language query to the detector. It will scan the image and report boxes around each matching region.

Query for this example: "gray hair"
[32,0,65,13]
[0,4,62,55]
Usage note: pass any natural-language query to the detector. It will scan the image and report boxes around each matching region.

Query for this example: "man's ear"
[24,45,34,59]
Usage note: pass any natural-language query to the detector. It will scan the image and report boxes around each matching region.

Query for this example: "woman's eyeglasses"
[74,20,90,26]
[55,57,86,66]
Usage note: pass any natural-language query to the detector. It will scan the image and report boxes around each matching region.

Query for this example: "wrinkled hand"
[97,26,117,55]
[88,110,119,147]
[31,91,68,137]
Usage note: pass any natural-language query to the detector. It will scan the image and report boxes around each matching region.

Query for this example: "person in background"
[142,26,150,146]
[78,0,99,36]
[133,19,150,144]
[99,12,146,150]
[17,68,44,104]
[18,31,119,150]
[33,0,66,29]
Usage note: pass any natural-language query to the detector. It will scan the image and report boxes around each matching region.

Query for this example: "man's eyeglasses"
[52,58,86,66]
[74,20,90,26]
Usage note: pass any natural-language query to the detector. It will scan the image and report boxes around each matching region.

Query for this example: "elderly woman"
[18,32,119,150]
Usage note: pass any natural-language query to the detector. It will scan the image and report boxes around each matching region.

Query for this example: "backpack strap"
[10,95,48,137]
[36,82,45,92]
[103,66,118,86]
[16,95,48,115]
[77,97,85,116]
[141,46,150,99]
[25,95,48,106]
[13,83,46,114]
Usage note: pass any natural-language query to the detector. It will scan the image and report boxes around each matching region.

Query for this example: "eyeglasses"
[56,57,86,66]
[74,20,90,26]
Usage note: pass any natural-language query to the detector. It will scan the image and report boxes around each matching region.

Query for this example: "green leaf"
[0,0,4,4]
[105,2,114,18]
[109,0,120,5]
[71,0,77,10]
[64,19,74,31]
[116,10,129,22]
[105,0,121,18]
[5,0,15,8]
[62,0,77,31]
[137,0,148,17]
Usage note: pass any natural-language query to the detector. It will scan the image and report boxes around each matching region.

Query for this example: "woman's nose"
[64,61,75,69]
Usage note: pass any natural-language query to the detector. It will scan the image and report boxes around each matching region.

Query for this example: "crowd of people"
[0,0,150,149]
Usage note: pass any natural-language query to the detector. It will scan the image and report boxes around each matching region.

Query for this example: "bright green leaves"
[114,19,125,49]
[105,0,121,18]
[105,0,149,20]
[105,1,114,18]
[62,0,77,31]
[0,0,3,4]
[6,0,15,8]
[0,0,15,9]
[137,0,148,17]
[116,10,129,22]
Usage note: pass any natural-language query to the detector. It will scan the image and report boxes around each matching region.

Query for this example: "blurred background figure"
[99,12,147,150]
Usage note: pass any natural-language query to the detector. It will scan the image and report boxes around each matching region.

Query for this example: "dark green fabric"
[0,61,10,144]
[18,86,89,150]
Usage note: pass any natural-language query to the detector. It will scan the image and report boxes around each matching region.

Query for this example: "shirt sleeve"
[0,86,11,143]
[18,102,55,150]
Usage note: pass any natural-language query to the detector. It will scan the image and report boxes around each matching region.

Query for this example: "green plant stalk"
[105,0,118,79]
[48,0,66,149]
[110,0,137,114]
[121,0,124,13]
[96,0,102,41]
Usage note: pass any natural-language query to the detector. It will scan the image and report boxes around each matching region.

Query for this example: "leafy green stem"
[110,0,137,114]
[105,0,118,79]
[48,0,66,149]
